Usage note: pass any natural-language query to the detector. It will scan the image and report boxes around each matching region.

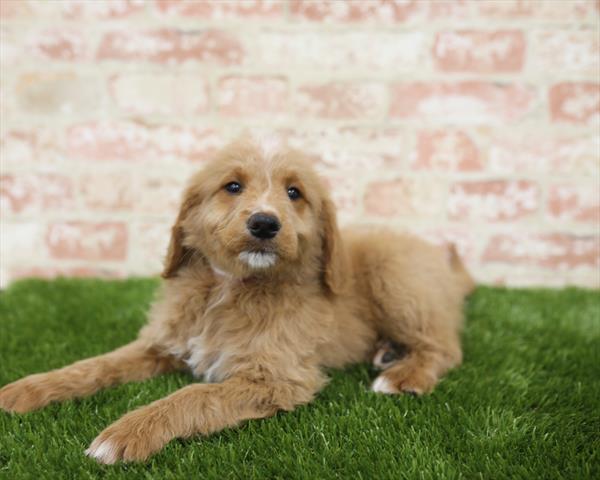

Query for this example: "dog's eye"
[287,187,301,201]
[224,182,242,195]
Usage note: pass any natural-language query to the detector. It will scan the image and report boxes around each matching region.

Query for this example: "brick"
[156,0,282,18]
[134,175,185,217]
[549,83,600,124]
[28,29,87,61]
[296,82,386,119]
[417,228,479,266]
[390,82,535,123]
[46,222,128,261]
[321,173,360,217]
[476,0,598,19]
[448,180,539,221]
[412,130,483,171]
[217,76,288,116]
[532,30,599,76]
[109,74,210,115]
[79,172,134,211]
[547,183,600,223]
[1,223,44,262]
[285,128,404,170]
[488,133,599,176]
[61,0,145,19]
[16,72,101,115]
[363,178,446,218]
[80,171,188,219]
[1,174,74,215]
[66,122,222,163]
[255,31,426,71]
[290,0,414,22]
[0,129,61,167]
[0,0,144,20]
[483,234,600,270]
[433,31,525,73]
[97,29,243,65]
[130,222,171,275]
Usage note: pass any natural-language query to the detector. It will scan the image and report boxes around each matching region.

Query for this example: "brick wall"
[1,0,599,288]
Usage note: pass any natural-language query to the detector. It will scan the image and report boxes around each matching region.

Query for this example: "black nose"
[247,213,281,239]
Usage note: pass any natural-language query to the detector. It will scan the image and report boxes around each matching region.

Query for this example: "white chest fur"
[181,335,230,383]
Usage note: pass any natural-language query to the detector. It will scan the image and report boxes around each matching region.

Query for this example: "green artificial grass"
[0,279,599,479]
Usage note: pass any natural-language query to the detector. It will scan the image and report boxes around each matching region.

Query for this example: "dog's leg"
[370,304,463,396]
[0,340,178,413]
[86,372,324,464]
[371,332,462,395]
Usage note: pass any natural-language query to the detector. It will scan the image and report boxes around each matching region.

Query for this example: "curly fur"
[0,134,474,463]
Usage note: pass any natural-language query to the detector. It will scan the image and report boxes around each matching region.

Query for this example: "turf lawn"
[0,278,598,479]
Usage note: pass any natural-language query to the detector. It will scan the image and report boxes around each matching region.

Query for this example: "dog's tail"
[448,243,476,297]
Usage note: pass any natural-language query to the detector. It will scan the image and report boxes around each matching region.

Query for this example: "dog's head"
[162,134,347,294]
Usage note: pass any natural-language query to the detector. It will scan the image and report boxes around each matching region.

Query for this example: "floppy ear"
[161,187,202,279]
[320,196,349,295]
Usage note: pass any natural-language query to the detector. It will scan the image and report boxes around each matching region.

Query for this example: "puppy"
[0,134,474,464]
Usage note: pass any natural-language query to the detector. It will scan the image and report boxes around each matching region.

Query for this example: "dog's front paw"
[371,365,437,396]
[0,374,57,413]
[86,405,172,464]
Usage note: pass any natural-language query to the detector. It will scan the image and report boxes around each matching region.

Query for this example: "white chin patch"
[239,251,277,269]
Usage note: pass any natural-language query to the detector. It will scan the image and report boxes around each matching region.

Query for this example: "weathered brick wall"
[1,0,599,288]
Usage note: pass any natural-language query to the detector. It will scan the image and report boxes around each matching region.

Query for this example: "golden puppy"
[0,134,474,464]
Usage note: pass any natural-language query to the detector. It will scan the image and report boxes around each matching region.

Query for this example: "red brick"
[390,82,535,123]
[66,122,222,163]
[476,0,597,19]
[156,0,282,18]
[434,30,525,73]
[532,30,599,76]
[363,178,446,218]
[79,172,134,211]
[1,174,73,215]
[0,0,144,20]
[46,222,128,261]
[296,82,386,119]
[417,228,479,267]
[448,180,539,221]
[97,29,243,65]
[284,128,404,170]
[549,83,600,124]
[217,76,288,116]
[488,133,599,175]
[413,130,483,171]
[28,29,87,61]
[0,129,60,167]
[290,0,424,23]
[547,183,600,223]
[109,74,210,115]
[67,122,152,161]
[483,234,600,270]
[61,0,145,19]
